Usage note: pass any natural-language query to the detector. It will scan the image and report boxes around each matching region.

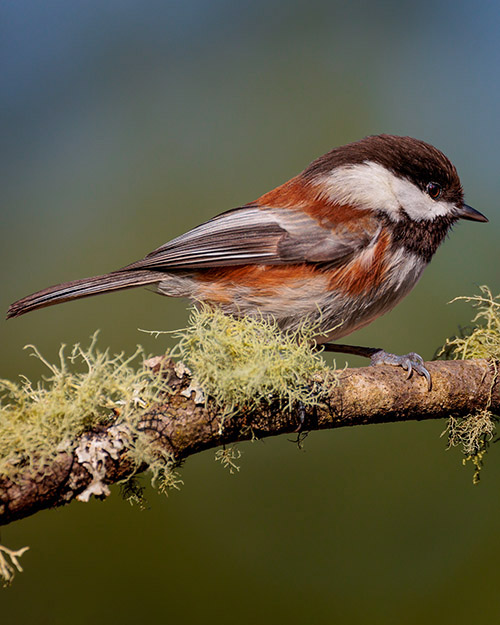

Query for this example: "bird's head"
[305,134,487,225]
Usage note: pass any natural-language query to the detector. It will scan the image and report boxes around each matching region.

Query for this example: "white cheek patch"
[315,161,455,222]
[315,162,399,216]
[390,175,455,221]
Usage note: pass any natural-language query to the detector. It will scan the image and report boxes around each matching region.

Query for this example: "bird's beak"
[456,203,488,222]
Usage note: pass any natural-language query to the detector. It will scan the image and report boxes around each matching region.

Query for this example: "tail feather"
[6,270,168,319]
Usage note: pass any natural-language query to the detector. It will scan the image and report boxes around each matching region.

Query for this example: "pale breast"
[155,246,427,341]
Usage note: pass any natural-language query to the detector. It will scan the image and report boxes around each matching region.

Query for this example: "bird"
[7,134,488,388]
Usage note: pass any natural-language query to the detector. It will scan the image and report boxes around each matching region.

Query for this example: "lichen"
[0,543,29,586]
[74,424,132,502]
[440,286,500,482]
[0,311,329,585]
[0,310,331,498]
[171,305,332,424]
[2,290,499,585]
[120,476,147,509]
[0,332,171,486]
[215,445,242,474]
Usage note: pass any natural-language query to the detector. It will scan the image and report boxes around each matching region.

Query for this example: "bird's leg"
[322,343,381,358]
[322,343,432,391]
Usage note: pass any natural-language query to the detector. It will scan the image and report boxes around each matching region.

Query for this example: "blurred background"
[1,1,499,622]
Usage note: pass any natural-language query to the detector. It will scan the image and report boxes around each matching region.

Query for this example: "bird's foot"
[370,350,432,391]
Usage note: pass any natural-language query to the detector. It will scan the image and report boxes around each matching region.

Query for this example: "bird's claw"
[370,350,432,391]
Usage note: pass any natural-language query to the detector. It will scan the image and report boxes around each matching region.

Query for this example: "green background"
[1,1,500,622]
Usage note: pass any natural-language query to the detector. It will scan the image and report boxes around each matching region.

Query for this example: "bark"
[0,357,498,526]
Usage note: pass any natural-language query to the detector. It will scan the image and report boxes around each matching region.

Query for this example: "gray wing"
[122,205,378,271]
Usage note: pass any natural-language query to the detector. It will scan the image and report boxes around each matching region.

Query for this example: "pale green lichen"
[0,310,330,497]
[0,543,29,586]
[1,311,330,489]
[120,476,148,509]
[0,334,181,585]
[440,286,500,482]
[441,286,500,361]
[171,306,332,422]
[0,311,331,585]
[0,332,172,485]
[2,291,499,584]
[215,446,242,474]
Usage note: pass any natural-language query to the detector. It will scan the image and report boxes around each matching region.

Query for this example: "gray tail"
[7,269,168,319]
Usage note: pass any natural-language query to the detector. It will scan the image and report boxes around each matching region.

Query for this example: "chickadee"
[7,134,487,388]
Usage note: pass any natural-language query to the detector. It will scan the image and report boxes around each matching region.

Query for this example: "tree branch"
[1,357,498,526]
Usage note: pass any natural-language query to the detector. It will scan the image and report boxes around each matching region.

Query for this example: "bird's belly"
[316,251,428,341]
[158,253,427,339]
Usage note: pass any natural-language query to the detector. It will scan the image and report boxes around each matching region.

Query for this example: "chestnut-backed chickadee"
[7,134,488,388]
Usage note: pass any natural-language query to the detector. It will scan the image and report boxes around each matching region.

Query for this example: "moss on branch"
[0,290,499,584]
[439,287,500,482]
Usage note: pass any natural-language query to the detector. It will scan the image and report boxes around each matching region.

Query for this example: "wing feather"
[122,205,378,271]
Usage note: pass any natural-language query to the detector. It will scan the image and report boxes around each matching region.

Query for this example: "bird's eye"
[426,182,442,199]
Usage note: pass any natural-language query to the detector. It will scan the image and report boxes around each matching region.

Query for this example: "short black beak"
[457,204,488,223]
